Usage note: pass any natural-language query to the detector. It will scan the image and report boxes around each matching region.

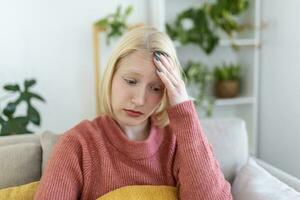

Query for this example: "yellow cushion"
[97,185,178,200]
[0,181,39,200]
[0,182,177,200]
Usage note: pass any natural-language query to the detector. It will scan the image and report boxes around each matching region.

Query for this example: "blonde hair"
[98,26,183,128]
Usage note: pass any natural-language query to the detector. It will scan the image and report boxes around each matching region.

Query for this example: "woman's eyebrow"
[122,70,162,84]
[123,71,142,76]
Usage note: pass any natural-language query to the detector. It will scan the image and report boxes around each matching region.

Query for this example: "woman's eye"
[151,86,162,92]
[124,79,137,85]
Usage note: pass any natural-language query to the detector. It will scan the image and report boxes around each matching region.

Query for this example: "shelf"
[219,39,259,47]
[215,96,255,106]
[173,38,259,48]
[189,96,255,107]
[151,0,261,156]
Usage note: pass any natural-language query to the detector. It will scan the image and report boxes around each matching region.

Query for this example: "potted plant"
[0,79,45,136]
[183,61,215,117]
[94,5,134,45]
[213,63,241,98]
[166,0,249,54]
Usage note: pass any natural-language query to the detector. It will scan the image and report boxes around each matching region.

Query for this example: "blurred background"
[0,0,299,179]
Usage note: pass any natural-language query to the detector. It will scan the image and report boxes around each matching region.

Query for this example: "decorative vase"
[215,80,239,98]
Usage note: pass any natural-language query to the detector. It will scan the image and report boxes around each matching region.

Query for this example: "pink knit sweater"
[34,100,232,200]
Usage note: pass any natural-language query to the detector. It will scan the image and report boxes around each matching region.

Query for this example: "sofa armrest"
[254,157,300,192]
[0,134,40,147]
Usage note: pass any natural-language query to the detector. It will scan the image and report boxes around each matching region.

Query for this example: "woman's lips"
[124,109,143,117]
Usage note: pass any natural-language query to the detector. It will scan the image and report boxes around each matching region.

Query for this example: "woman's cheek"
[148,93,163,106]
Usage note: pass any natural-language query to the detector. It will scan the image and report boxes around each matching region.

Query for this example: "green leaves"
[184,61,212,84]
[95,5,133,45]
[4,84,20,92]
[214,63,241,81]
[183,61,215,117]
[24,79,36,91]
[3,102,17,118]
[28,105,40,125]
[209,0,248,36]
[218,0,249,15]
[183,61,242,116]
[0,79,45,136]
[0,117,31,136]
[95,18,108,28]
[166,7,219,54]
[166,0,249,54]
[28,93,45,102]
[124,5,133,17]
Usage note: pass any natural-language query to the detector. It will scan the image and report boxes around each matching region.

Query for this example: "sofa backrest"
[0,131,60,189]
[202,118,249,183]
[0,117,249,188]
[0,134,40,147]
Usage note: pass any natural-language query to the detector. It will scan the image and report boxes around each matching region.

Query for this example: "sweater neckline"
[98,115,164,160]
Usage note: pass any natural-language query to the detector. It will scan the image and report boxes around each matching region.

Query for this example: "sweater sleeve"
[34,132,83,200]
[167,100,233,200]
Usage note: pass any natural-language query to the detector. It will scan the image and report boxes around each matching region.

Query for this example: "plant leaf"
[3,102,17,118]
[3,84,20,92]
[27,92,46,102]
[27,105,40,125]
[24,79,36,91]
[0,116,4,124]
[95,18,108,28]
[124,5,133,17]
[115,5,121,19]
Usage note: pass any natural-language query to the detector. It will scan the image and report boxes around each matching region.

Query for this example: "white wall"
[259,0,300,178]
[0,0,149,133]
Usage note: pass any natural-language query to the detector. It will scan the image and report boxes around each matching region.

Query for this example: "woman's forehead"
[116,50,163,83]
[118,51,156,73]
[122,50,153,64]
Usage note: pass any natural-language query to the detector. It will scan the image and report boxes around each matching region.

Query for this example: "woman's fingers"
[154,54,179,88]
[153,52,183,84]
[153,51,190,106]
[155,68,177,94]
[158,53,180,80]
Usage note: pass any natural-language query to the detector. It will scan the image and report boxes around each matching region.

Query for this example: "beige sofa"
[1,118,300,195]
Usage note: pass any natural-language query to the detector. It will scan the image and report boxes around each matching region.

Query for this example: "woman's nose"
[131,87,146,106]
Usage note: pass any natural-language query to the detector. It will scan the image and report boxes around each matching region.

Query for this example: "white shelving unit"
[149,0,261,156]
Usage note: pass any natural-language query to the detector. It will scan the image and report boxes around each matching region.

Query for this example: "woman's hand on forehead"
[153,51,190,107]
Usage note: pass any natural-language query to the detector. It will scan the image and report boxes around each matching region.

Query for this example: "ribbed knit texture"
[34,100,233,200]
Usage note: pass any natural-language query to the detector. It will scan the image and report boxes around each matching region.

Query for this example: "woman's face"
[111,50,165,126]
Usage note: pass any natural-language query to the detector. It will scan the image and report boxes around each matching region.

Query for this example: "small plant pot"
[215,80,239,98]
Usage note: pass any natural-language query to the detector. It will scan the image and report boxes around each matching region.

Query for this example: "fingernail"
[156,69,161,73]
[162,52,169,57]
[156,51,169,58]
[159,52,170,57]
[157,66,162,72]
[156,51,162,56]
[154,53,160,62]
[154,51,161,57]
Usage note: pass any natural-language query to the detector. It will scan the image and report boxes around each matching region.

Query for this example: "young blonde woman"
[35,27,233,200]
